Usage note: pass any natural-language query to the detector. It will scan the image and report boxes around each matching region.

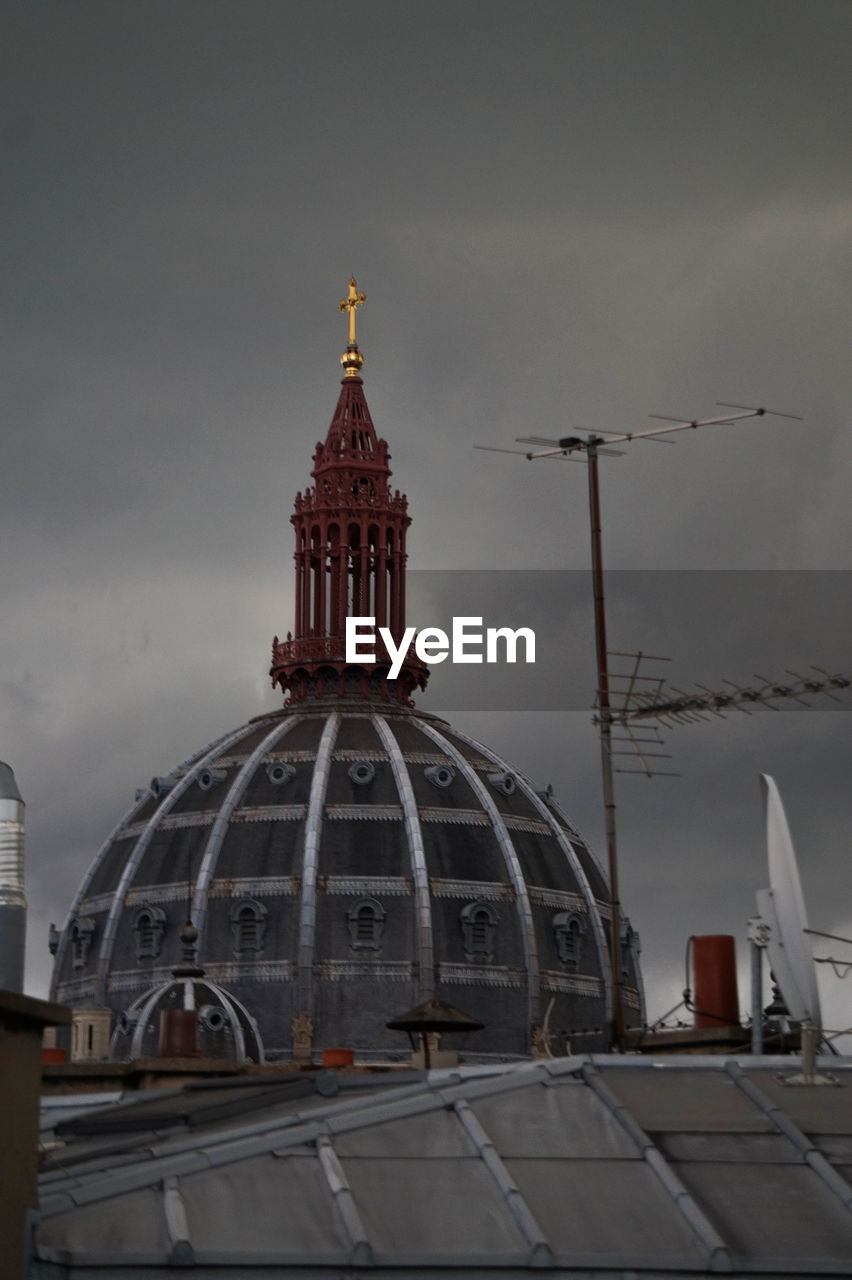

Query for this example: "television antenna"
[476,403,802,1049]
[750,774,834,1085]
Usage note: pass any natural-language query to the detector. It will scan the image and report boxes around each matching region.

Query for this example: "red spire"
[271,286,428,705]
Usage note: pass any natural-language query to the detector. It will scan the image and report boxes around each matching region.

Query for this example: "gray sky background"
[3,1,851,1039]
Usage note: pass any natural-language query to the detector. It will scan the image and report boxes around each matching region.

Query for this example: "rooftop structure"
[48,282,643,1063]
[33,1052,852,1276]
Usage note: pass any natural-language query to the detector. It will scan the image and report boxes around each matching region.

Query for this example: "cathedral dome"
[51,698,643,1060]
[49,279,644,1060]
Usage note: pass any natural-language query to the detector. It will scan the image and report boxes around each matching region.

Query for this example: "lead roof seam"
[580,1065,733,1269]
[452,1098,554,1262]
[192,717,305,952]
[162,1175,192,1253]
[316,1136,374,1262]
[94,722,260,1005]
[372,714,435,1002]
[50,725,238,1000]
[725,1061,852,1213]
[413,721,541,1031]
[297,712,341,1014]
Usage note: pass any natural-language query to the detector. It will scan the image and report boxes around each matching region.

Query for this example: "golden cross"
[339,277,366,345]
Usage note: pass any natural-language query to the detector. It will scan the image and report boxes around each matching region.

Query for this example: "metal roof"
[31,1053,852,1276]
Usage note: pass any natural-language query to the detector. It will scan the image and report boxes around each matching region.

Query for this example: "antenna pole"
[587,441,625,1049]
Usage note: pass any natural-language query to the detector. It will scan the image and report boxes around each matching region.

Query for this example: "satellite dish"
[755,773,822,1032]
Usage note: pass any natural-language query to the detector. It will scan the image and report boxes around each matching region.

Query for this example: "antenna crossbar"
[617,668,849,726]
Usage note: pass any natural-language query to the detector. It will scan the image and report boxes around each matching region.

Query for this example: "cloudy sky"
[4,1,851,1039]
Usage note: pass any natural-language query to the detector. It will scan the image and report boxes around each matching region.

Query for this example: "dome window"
[132,904,166,960]
[348,760,375,786]
[266,761,295,786]
[149,776,174,799]
[347,897,386,951]
[460,900,498,962]
[425,763,455,789]
[230,899,268,956]
[553,911,585,970]
[199,1005,227,1032]
[488,771,517,797]
[70,917,96,971]
[197,766,227,792]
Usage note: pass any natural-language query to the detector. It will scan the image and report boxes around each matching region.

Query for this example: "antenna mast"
[478,403,801,1050]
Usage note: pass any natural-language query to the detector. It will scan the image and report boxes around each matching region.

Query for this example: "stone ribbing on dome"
[414,717,541,1031]
[373,713,434,1002]
[296,712,340,1015]
[49,726,244,1004]
[437,722,618,1030]
[192,716,305,956]
[93,722,260,1006]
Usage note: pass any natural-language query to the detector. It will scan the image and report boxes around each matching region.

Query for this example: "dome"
[49,279,644,1060]
[50,699,643,1060]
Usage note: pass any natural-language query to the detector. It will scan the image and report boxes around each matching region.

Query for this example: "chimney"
[0,762,26,992]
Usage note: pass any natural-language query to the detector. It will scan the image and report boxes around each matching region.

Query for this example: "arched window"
[347,898,386,951]
[132,904,166,960]
[553,911,585,971]
[230,899,268,956]
[460,901,498,962]
[70,918,96,971]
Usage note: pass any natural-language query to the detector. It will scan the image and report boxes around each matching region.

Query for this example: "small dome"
[110,974,264,1063]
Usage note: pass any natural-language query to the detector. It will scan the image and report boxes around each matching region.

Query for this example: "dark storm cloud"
[2,1,850,1034]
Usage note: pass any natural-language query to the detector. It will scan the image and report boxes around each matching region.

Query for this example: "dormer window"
[70,917,96,971]
[460,901,498,962]
[133,903,166,960]
[553,911,585,970]
[230,899,267,956]
[347,898,386,951]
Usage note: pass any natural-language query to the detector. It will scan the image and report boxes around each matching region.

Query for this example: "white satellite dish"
[755,773,822,1033]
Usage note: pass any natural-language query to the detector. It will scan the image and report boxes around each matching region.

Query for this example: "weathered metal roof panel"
[179,1153,351,1255]
[675,1160,852,1259]
[602,1066,774,1132]
[337,1154,530,1255]
[744,1069,852,1134]
[468,1077,640,1159]
[505,1157,708,1261]
[332,1104,478,1158]
[36,1186,171,1257]
[658,1131,802,1165]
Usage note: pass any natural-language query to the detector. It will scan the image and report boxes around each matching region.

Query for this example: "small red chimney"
[692,935,741,1029]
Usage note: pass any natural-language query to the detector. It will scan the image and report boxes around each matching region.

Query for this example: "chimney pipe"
[0,763,26,992]
[692,934,741,1029]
